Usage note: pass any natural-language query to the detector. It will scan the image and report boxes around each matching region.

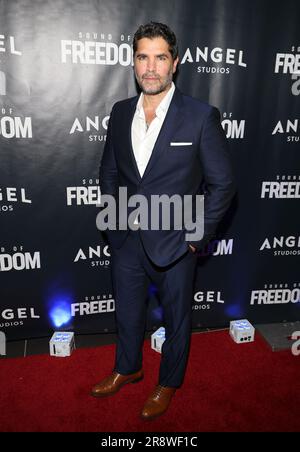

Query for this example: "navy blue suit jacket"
[99,87,236,266]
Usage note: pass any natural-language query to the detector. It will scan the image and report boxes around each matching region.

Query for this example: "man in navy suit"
[92,22,236,420]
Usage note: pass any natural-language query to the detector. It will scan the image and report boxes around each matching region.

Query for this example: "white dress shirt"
[131,81,175,178]
[131,82,175,225]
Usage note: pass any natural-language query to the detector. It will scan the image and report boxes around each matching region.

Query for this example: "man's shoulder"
[176,90,222,123]
[111,95,138,112]
[179,90,216,114]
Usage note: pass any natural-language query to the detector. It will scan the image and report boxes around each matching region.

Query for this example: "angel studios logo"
[0,34,22,96]
[69,113,109,142]
[259,235,300,257]
[193,289,225,311]
[271,118,299,143]
[0,306,40,329]
[73,244,111,268]
[180,45,247,74]
[0,186,32,213]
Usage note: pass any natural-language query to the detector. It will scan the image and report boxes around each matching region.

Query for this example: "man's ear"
[173,56,179,73]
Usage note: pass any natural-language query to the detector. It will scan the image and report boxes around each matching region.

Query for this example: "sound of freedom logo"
[0,247,41,272]
[0,111,32,138]
[198,238,234,257]
[66,178,101,206]
[274,46,300,96]
[261,175,300,198]
[70,294,115,317]
[221,114,246,139]
[61,32,133,66]
[250,283,300,305]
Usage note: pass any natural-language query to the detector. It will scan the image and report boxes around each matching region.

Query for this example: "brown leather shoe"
[141,385,176,420]
[91,370,144,398]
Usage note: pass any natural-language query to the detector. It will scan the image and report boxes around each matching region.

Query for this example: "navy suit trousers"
[110,229,198,388]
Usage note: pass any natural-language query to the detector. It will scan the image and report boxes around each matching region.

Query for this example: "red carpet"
[0,330,299,432]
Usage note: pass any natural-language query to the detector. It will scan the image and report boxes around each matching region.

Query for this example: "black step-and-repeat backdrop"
[1,0,299,340]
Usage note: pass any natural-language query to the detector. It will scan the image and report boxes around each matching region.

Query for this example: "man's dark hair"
[133,22,178,60]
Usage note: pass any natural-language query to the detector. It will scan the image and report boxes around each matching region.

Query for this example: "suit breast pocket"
[170,141,193,147]
[169,141,195,152]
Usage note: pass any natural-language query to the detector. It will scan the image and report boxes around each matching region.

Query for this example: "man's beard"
[135,69,173,95]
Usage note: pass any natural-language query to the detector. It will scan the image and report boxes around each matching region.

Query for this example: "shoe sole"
[91,375,144,398]
[140,408,167,421]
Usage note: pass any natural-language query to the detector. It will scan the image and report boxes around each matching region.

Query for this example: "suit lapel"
[128,88,184,182]
[128,96,142,181]
[142,88,184,181]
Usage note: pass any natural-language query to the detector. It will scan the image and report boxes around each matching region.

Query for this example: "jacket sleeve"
[99,104,118,198]
[188,106,236,251]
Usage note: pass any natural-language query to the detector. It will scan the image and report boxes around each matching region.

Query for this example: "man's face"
[134,37,179,95]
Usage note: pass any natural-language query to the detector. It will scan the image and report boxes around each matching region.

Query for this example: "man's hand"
[189,244,197,253]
